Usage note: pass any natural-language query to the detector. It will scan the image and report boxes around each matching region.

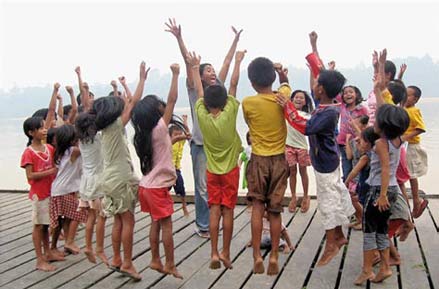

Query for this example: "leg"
[389,240,401,266]
[372,248,392,282]
[354,250,377,285]
[288,165,297,213]
[181,196,189,217]
[50,217,63,256]
[317,228,341,266]
[335,226,348,248]
[251,200,265,274]
[209,204,222,269]
[84,209,97,263]
[267,212,281,275]
[161,216,183,279]
[45,224,64,262]
[33,225,56,271]
[191,143,210,233]
[120,211,141,280]
[149,220,163,273]
[339,145,352,182]
[95,213,109,266]
[298,165,310,213]
[220,207,234,269]
[111,214,122,268]
[65,219,81,254]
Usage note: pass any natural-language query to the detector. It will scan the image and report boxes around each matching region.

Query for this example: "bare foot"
[219,252,233,269]
[282,245,291,254]
[300,196,310,213]
[209,255,221,270]
[389,256,401,266]
[50,248,65,258]
[371,269,392,283]
[399,221,414,242]
[164,264,183,279]
[36,260,57,272]
[253,257,265,274]
[46,251,65,262]
[120,265,142,282]
[96,251,109,267]
[84,249,97,264]
[150,259,164,273]
[267,256,279,275]
[336,237,348,249]
[317,244,340,267]
[183,207,190,217]
[64,243,80,255]
[373,255,381,266]
[288,198,297,213]
[354,270,375,286]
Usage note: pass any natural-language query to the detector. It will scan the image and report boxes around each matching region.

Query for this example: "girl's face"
[358,136,372,153]
[343,87,356,106]
[201,65,217,86]
[292,92,306,110]
[30,123,47,142]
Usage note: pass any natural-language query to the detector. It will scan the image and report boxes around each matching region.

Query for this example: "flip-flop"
[120,269,142,282]
[108,265,121,273]
[413,199,429,219]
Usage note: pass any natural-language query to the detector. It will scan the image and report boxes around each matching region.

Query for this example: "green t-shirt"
[195,96,243,174]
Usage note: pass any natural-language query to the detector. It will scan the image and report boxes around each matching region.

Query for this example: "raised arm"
[118,76,132,101]
[344,154,369,186]
[187,52,203,99]
[274,63,289,84]
[218,26,243,84]
[121,61,149,126]
[45,83,60,129]
[228,50,246,97]
[110,80,119,96]
[181,114,191,135]
[309,31,319,57]
[374,49,387,107]
[65,86,78,124]
[163,64,180,125]
[56,93,63,122]
[165,18,194,88]
[397,63,407,80]
[81,82,92,112]
[75,66,84,105]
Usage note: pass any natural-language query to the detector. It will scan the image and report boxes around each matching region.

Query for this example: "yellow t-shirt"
[404,106,426,144]
[242,83,291,156]
[381,89,395,105]
[172,140,185,170]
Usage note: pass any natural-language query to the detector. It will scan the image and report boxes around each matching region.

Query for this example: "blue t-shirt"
[305,104,340,173]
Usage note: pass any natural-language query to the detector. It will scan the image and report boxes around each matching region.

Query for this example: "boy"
[277,69,355,267]
[403,85,428,218]
[188,50,245,270]
[242,57,291,275]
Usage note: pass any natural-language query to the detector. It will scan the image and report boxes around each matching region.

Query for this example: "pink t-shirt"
[139,118,177,189]
[336,104,369,145]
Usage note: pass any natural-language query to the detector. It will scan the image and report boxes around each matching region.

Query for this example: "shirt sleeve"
[20,149,33,168]
[411,108,426,132]
[278,83,292,99]
[284,101,307,134]
[382,89,395,105]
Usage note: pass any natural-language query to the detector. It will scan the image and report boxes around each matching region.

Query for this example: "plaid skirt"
[50,193,88,228]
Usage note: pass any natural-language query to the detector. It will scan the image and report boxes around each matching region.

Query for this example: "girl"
[50,124,87,255]
[131,64,183,279]
[337,86,368,181]
[285,90,314,213]
[354,104,409,285]
[92,62,148,281]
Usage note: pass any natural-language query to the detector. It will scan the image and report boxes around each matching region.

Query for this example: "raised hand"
[165,18,181,39]
[54,83,61,90]
[118,76,126,85]
[309,31,318,47]
[170,63,180,75]
[182,114,188,122]
[75,66,81,75]
[82,82,89,91]
[378,49,387,66]
[372,50,379,71]
[235,50,247,62]
[56,93,62,100]
[398,63,407,80]
[65,86,74,95]
[186,51,201,67]
[232,26,243,40]
[139,61,151,80]
[328,61,336,70]
[110,80,117,88]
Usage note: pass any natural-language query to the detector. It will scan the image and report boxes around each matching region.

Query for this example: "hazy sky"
[1,0,438,89]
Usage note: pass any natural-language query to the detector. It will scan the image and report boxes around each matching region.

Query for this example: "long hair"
[75,112,97,144]
[290,90,314,113]
[92,96,124,130]
[54,124,77,165]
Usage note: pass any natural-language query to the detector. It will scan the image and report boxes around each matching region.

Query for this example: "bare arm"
[45,83,60,129]
[274,63,289,84]
[344,154,369,186]
[118,76,132,101]
[228,50,246,97]
[81,82,92,112]
[121,61,149,126]
[56,93,63,121]
[397,63,407,80]
[110,80,119,96]
[75,66,84,104]
[65,86,78,124]
[218,26,243,84]
[376,139,391,212]
[25,165,57,181]
[374,49,387,107]
[171,133,187,144]
[187,52,203,99]
[163,64,180,125]
[345,135,353,160]
[181,114,191,135]
[402,128,424,142]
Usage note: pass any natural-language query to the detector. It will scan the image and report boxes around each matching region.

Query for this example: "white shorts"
[406,143,428,178]
[31,195,50,225]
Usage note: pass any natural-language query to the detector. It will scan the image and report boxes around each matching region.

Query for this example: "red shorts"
[138,187,174,221]
[396,147,411,185]
[285,145,311,167]
[207,166,239,209]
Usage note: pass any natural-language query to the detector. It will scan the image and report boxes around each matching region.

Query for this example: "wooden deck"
[0,192,438,289]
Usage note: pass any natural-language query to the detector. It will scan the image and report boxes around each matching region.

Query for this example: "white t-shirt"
[51,148,82,196]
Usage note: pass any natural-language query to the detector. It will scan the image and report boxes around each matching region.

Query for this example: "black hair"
[204,84,228,110]
[47,127,57,146]
[75,112,97,144]
[76,91,95,106]
[387,80,407,105]
[361,126,380,146]
[131,95,164,175]
[376,104,409,140]
[246,131,251,145]
[290,90,314,113]
[63,105,72,121]
[199,63,212,77]
[54,124,77,165]
[109,91,122,97]
[168,124,183,137]
[385,60,396,81]
[92,96,125,130]
[357,115,369,126]
[248,57,276,88]
[23,117,44,146]
[32,108,58,121]
[408,85,422,99]
[317,70,347,99]
[342,85,363,105]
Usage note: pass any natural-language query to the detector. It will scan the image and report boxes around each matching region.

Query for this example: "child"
[337,86,368,180]
[131,64,183,279]
[285,90,313,213]
[354,104,409,285]
[75,74,109,266]
[169,115,191,217]
[238,132,252,192]
[92,62,148,281]
[50,124,87,255]
[403,85,428,218]
[188,50,245,270]
[277,69,355,267]
[242,57,291,275]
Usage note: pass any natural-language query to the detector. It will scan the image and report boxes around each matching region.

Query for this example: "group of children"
[21,20,428,286]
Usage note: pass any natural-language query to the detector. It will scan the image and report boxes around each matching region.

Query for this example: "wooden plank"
[0,193,27,203]
[338,229,363,288]
[274,211,325,289]
[242,202,317,289]
[0,202,31,215]
[427,199,439,231]
[369,241,398,289]
[414,200,439,289]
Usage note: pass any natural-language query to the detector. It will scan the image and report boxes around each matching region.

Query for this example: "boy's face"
[312,82,322,101]
[201,65,217,86]
[171,129,183,139]
[405,88,419,107]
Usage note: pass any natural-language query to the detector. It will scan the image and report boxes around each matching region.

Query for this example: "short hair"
[204,84,228,110]
[168,124,183,136]
[361,126,380,146]
[247,57,276,88]
[385,60,397,80]
[342,85,363,105]
[376,104,409,139]
[408,85,422,99]
[387,80,407,105]
[317,70,346,99]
